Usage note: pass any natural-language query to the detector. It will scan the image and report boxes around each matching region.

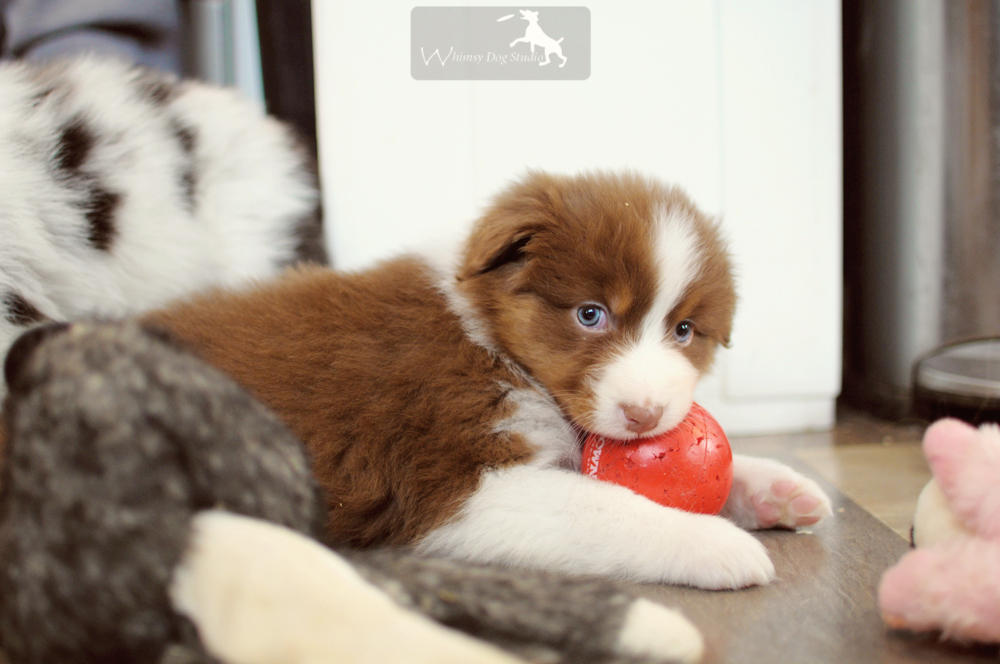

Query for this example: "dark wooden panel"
[254,0,317,159]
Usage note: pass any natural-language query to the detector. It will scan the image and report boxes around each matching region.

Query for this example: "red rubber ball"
[581,402,733,515]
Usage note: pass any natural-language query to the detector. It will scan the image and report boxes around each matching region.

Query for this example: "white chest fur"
[493,384,581,470]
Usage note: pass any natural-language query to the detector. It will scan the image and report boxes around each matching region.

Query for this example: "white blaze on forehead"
[586,206,704,439]
[641,206,704,341]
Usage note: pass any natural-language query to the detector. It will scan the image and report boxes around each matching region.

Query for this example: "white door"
[312,0,842,435]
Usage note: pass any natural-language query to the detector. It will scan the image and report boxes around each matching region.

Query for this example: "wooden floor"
[628,411,1000,663]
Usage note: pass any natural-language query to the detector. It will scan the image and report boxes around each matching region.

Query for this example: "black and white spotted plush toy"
[0,56,323,400]
[0,321,704,664]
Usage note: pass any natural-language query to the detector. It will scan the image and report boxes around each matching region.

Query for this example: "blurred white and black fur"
[0,321,703,664]
[0,56,323,400]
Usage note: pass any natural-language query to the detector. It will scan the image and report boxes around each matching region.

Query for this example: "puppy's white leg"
[721,454,833,530]
[170,510,521,664]
[417,465,775,590]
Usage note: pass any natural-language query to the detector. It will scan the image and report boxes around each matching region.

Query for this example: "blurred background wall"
[312,1,843,436]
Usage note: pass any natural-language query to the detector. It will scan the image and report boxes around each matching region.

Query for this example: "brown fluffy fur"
[144,257,535,546]
[143,171,736,548]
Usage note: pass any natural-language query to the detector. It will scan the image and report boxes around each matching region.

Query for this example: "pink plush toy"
[879,418,1000,643]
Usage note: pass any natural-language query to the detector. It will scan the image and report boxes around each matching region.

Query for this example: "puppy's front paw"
[672,515,775,590]
[723,455,833,531]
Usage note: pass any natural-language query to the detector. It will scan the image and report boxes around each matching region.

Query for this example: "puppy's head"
[455,171,734,440]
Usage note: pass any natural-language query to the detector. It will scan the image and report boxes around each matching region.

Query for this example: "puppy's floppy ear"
[463,230,534,278]
[458,171,564,281]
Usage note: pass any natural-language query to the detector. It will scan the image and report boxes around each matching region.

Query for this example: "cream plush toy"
[879,418,1000,642]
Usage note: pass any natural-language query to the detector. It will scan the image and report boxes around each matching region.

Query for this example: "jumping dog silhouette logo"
[502,9,568,67]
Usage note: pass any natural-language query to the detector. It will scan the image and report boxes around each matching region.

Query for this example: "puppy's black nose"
[4,323,70,393]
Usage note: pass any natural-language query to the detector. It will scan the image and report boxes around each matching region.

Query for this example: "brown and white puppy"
[144,171,832,590]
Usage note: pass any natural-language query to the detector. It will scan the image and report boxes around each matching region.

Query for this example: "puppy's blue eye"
[576,305,607,329]
[674,320,694,344]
